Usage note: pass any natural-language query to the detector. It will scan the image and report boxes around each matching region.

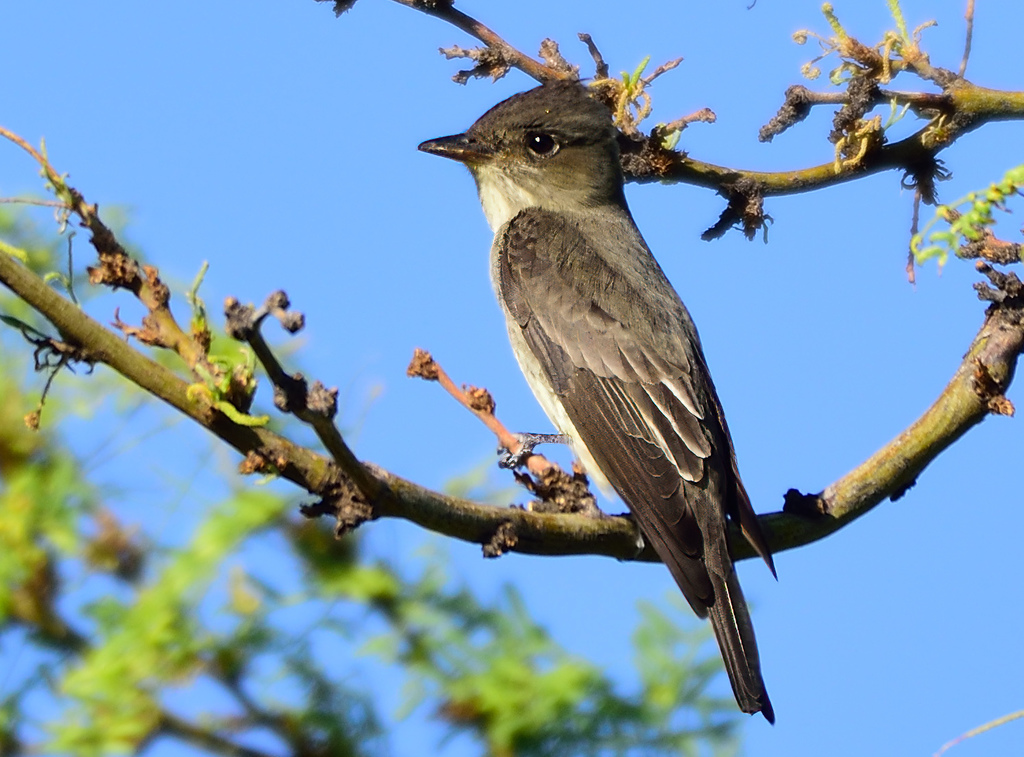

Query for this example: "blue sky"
[2,1,1023,755]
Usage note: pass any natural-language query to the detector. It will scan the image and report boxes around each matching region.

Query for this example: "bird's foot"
[497,432,570,469]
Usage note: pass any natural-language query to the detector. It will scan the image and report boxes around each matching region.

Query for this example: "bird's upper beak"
[418,133,495,164]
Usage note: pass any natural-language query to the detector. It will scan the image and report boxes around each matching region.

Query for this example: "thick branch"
[3,250,1020,564]
[740,293,1022,561]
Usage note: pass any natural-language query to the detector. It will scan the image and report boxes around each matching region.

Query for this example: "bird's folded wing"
[496,207,737,611]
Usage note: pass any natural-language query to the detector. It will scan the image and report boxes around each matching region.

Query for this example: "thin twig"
[407,348,557,477]
[661,107,716,134]
[908,188,922,285]
[388,0,567,83]
[0,196,70,209]
[577,33,608,79]
[0,125,48,165]
[934,708,1024,757]
[959,0,976,78]
[225,293,382,503]
[642,57,682,85]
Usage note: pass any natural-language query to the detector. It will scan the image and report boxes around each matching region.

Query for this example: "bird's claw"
[497,432,570,469]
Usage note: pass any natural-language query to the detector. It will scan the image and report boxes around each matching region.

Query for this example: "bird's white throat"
[473,164,545,232]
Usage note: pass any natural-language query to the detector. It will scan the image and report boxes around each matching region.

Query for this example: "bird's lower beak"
[418,133,494,164]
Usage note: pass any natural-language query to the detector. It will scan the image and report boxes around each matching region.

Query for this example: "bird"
[419,80,776,722]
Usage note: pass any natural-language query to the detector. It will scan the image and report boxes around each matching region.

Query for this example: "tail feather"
[707,567,774,723]
[645,523,774,723]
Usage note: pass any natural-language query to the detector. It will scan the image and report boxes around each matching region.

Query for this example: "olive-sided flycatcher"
[419,80,776,722]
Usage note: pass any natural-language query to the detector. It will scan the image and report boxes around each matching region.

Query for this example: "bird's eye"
[525,133,558,157]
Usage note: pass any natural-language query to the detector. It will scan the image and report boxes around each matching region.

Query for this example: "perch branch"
[2,114,1022,560]
[3,239,1021,563]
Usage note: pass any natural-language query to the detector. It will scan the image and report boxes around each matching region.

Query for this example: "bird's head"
[419,81,626,231]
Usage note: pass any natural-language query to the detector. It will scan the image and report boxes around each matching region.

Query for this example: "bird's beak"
[418,133,494,164]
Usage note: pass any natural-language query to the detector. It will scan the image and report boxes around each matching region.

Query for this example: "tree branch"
[621,83,1024,194]
[3,235,1021,564]
[156,712,278,757]
[344,1,1024,239]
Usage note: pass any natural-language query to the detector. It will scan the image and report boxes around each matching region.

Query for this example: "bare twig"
[0,125,48,165]
[660,107,716,135]
[538,38,579,79]
[0,196,70,209]
[759,85,947,143]
[908,188,922,285]
[934,708,1024,757]
[386,0,567,83]
[642,57,682,85]
[960,0,976,78]
[577,32,608,79]
[223,293,383,513]
[406,348,559,478]
[439,44,512,84]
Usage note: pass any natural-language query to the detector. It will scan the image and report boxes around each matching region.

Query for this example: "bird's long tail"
[706,566,774,723]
